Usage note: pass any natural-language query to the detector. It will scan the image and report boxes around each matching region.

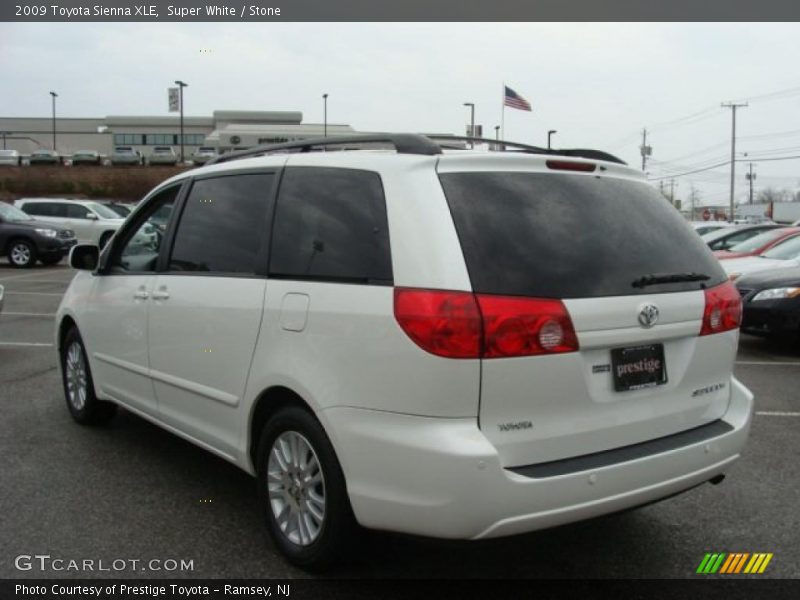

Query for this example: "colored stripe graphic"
[698,552,773,574]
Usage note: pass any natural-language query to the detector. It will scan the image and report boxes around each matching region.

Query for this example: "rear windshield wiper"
[631,272,710,288]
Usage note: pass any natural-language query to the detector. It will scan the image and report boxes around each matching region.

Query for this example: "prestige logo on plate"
[696,552,774,574]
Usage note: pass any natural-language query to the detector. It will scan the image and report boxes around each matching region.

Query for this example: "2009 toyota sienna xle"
[56,134,753,568]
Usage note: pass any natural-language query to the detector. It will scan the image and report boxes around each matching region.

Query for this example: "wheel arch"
[4,235,36,255]
[57,314,78,354]
[248,385,319,472]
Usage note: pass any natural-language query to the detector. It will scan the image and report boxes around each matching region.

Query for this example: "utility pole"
[175,80,188,163]
[640,128,651,171]
[746,162,756,205]
[669,179,677,207]
[721,102,747,222]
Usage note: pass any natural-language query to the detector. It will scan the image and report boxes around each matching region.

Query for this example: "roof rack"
[205,133,442,165]
[426,135,627,165]
[205,133,626,166]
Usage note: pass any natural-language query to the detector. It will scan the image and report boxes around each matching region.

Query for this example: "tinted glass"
[439,172,726,298]
[169,174,273,274]
[115,187,178,273]
[21,203,48,216]
[270,167,392,284]
[708,229,761,250]
[65,204,91,219]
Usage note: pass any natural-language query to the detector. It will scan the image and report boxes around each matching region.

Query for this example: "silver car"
[147,146,178,166]
[191,146,217,165]
[111,146,142,166]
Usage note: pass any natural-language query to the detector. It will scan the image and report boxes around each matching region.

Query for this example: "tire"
[61,327,117,425]
[98,231,114,249]
[256,405,358,569]
[7,239,37,268]
[40,254,63,266]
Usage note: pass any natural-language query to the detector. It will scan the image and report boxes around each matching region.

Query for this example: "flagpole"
[500,82,505,142]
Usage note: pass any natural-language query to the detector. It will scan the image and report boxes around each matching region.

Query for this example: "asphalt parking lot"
[1,262,798,579]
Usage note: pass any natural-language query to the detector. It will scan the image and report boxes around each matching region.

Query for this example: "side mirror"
[70,244,99,271]
[86,213,98,220]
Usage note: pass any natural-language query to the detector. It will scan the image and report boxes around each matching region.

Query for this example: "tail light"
[394,288,579,359]
[477,295,579,357]
[700,281,742,336]
[393,289,481,358]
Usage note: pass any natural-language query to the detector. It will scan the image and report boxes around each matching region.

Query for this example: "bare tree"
[756,187,792,203]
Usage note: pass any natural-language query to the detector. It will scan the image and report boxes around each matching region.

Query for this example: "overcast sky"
[2,22,800,207]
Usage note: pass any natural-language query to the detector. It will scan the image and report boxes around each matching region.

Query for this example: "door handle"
[133,290,149,300]
[152,289,170,300]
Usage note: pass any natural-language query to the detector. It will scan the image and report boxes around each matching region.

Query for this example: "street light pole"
[175,80,188,163]
[721,101,747,222]
[547,129,557,151]
[323,93,328,137]
[49,91,58,152]
[463,102,475,149]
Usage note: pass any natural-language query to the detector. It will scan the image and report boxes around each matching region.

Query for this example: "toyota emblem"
[638,304,659,328]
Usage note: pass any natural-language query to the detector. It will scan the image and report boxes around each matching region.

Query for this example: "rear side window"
[66,204,91,219]
[439,172,726,298]
[169,173,274,274]
[269,167,392,284]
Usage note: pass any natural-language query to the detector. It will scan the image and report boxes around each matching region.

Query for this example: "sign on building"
[168,88,179,112]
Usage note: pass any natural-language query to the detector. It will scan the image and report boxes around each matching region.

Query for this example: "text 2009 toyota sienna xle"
[56,134,753,568]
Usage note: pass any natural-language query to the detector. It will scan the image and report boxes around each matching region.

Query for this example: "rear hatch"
[438,159,736,467]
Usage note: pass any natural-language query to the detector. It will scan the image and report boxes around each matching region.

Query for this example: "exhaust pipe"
[709,474,726,485]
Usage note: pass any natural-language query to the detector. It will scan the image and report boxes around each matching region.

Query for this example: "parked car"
[722,234,800,280]
[29,149,61,165]
[691,221,732,236]
[0,149,22,166]
[737,266,800,341]
[15,198,126,248]
[700,223,781,251]
[714,227,800,260]
[0,201,77,267]
[147,146,178,166]
[71,150,102,166]
[191,147,217,165]
[111,146,142,166]
[56,134,752,568]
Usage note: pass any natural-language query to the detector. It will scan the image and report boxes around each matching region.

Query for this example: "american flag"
[504,86,532,112]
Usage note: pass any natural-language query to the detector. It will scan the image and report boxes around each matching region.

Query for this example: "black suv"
[0,202,77,267]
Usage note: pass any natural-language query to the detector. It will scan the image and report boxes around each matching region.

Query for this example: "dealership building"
[0,110,356,157]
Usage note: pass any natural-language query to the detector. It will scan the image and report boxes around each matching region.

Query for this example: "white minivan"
[56,134,753,569]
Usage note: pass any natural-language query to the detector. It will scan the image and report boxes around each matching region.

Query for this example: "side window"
[269,167,392,284]
[168,173,273,274]
[65,204,91,219]
[21,203,46,216]
[49,203,68,218]
[114,187,178,273]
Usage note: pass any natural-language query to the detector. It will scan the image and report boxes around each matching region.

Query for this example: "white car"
[15,198,125,247]
[0,149,22,166]
[55,134,753,568]
[722,234,800,280]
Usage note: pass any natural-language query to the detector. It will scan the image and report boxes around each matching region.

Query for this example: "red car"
[714,227,800,259]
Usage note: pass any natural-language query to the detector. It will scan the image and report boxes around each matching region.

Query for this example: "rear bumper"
[324,377,753,540]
